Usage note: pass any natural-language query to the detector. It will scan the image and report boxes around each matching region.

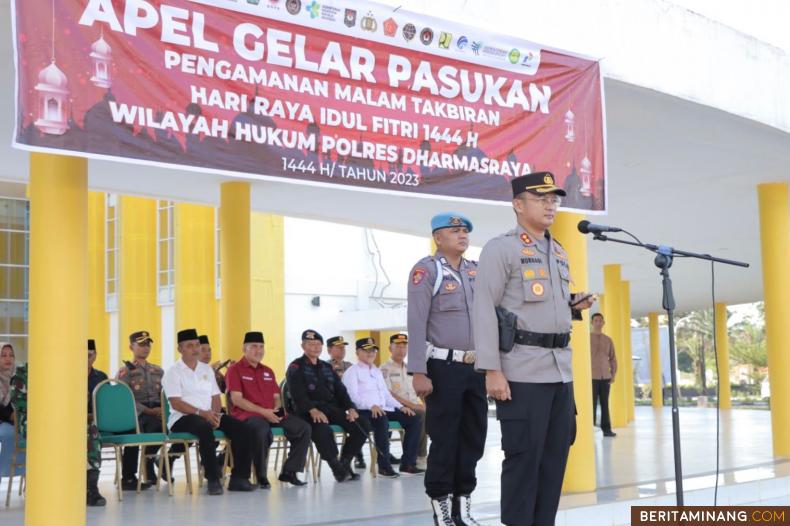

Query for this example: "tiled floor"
[2,406,787,525]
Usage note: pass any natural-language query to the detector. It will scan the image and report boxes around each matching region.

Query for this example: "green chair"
[160,392,232,491]
[93,380,172,501]
[4,412,26,507]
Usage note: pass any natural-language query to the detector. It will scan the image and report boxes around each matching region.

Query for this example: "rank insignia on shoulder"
[445,282,458,291]
[521,248,536,256]
[467,269,477,277]
[520,233,533,245]
[531,282,545,296]
[412,268,426,285]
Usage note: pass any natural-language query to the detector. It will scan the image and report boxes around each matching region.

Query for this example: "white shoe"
[453,494,483,526]
[431,494,455,526]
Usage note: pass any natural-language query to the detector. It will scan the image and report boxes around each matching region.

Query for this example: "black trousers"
[592,379,612,433]
[302,403,369,463]
[424,359,487,499]
[497,382,576,526]
[357,409,422,469]
[171,414,251,482]
[121,412,161,480]
[243,415,311,477]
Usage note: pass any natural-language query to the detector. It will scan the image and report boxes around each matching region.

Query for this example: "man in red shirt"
[226,331,311,487]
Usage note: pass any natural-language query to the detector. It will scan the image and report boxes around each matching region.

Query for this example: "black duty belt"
[514,329,570,349]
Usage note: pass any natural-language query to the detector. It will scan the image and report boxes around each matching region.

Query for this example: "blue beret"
[430,213,473,233]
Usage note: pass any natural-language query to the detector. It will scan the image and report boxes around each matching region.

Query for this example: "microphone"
[577,220,623,235]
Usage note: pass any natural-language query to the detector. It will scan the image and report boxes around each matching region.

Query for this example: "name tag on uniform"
[242,375,254,381]
[263,372,272,381]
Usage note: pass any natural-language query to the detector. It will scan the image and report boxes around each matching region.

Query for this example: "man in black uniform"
[286,329,369,483]
[407,213,486,526]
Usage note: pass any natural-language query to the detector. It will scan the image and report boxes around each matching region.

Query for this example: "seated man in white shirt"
[380,333,428,468]
[342,337,423,478]
[162,328,254,495]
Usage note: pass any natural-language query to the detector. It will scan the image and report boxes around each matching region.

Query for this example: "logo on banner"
[361,12,377,32]
[456,36,469,50]
[286,0,300,14]
[402,23,416,41]
[344,9,356,27]
[471,41,482,55]
[420,28,434,45]
[247,0,261,5]
[306,1,320,18]
[508,48,520,64]
[438,32,452,49]
[383,17,398,37]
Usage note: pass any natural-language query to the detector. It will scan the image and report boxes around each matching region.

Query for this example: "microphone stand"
[590,232,748,506]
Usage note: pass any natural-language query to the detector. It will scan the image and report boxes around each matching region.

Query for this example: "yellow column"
[649,312,663,408]
[175,203,219,366]
[757,183,790,456]
[621,281,635,422]
[87,191,109,372]
[553,212,595,492]
[119,197,161,366]
[220,182,251,362]
[715,303,732,410]
[27,153,87,526]
[603,264,627,428]
[251,213,286,379]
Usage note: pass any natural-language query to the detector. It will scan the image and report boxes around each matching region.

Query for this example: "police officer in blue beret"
[407,212,487,526]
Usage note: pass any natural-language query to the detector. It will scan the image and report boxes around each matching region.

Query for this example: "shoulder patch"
[411,267,427,285]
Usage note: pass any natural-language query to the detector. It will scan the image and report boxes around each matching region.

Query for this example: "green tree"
[729,302,767,385]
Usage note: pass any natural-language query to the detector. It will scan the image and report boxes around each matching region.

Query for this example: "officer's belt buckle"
[462,351,476,364]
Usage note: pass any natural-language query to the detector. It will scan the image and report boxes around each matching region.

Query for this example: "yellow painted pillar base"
[649,312,663,408]
[220,182,251,362]
[603,264,627,428]
[251,213,286,379]
[715,303,732,410]
[554,212,596,492]
[28,153,88,526]
[757,183,790,456]
[621,281,635,422]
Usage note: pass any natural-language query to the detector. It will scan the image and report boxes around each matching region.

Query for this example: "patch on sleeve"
[411,267,427,285]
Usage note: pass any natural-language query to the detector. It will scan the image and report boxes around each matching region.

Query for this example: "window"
[0,197,29,353]
[105,193,119,312]
[157,200,175,305]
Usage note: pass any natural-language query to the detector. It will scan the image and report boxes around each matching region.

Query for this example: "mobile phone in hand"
[571,294,593,307]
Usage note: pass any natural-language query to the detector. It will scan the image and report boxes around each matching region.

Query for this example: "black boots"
[86,469,106,507]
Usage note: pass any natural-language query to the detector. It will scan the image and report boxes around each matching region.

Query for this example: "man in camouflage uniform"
[10,361,106,506]
[116,331,164,489]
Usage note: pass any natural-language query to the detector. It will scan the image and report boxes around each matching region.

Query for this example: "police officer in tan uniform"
[473,172,595,526]
[407,213,486,526]
[116,330,165,489]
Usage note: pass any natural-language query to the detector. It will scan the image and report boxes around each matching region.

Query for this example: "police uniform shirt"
[116,360,164,414]
[406,251,477,374]
[286,355,356,415]
[473,225,574,383]
[161,359,221,430]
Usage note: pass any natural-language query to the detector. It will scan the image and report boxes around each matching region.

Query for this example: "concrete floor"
[2,406,787,525]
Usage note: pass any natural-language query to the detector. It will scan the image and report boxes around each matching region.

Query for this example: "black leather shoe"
[207,479,224,495]
[377,466,399,478]
[603,431,617,437]
[341,458,361,481]
[330,461,350,482]
[227,477,255,492]
[278,471,307,486]
[399,465,425,475]
[258,476,271,489]
[121,477,152,491]
[87,491,107,507]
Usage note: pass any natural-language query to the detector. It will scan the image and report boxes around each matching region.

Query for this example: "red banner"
[12,0,606,211]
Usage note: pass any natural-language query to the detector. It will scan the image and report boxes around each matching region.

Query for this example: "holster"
[496,306,518,354]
